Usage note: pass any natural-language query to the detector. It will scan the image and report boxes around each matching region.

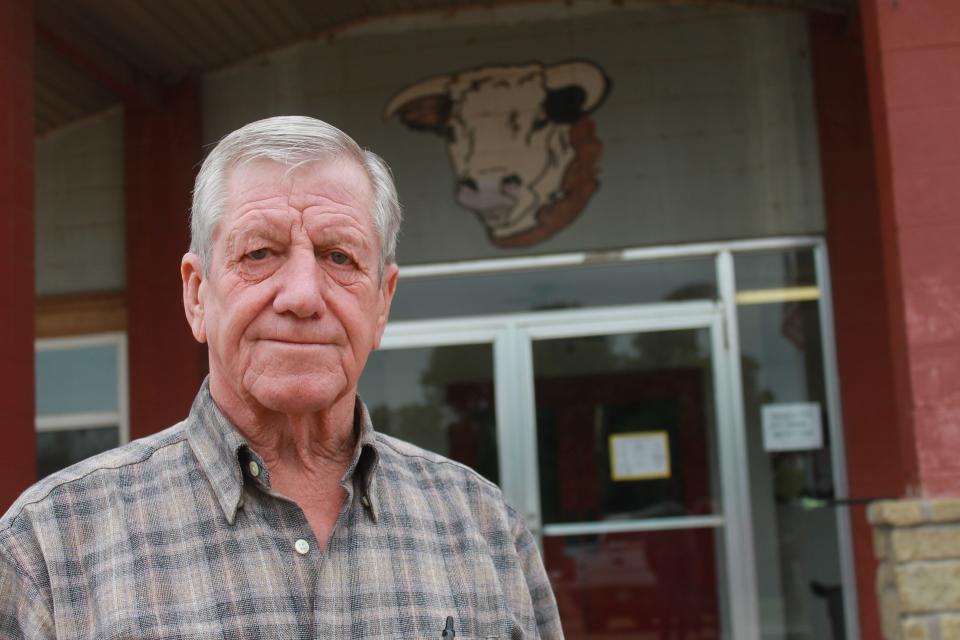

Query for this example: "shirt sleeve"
[509,509,565,639]
[0,545,55,639]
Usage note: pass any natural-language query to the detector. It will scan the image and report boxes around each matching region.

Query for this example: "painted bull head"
[385,61,610,247]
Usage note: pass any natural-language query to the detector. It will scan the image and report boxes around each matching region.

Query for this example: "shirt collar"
[185,380,249,525]
[350,397,382,522]
[186,378,382,524]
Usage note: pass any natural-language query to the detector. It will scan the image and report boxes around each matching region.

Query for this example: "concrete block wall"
[35,108,125,296]
[871,499,960,639]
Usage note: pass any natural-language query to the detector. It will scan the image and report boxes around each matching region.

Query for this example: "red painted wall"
[808,13,905,639]
[860,0,960,496]
[0,0,36,512]
[125,81,207,439]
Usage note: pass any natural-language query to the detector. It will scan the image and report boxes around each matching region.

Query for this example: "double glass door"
[358,302,756,639]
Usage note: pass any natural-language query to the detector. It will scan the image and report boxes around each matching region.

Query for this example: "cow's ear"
[544,86,590,124]
[385,76,454,138]
[542,60,610,123]
[391,94,454,138]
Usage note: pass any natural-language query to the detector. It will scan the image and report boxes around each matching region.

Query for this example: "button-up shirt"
[0,383,563,639]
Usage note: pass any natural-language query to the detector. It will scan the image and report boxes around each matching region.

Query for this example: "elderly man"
[0,117,563,638]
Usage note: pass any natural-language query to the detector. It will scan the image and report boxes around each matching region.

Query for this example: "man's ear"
[372,262,400,350]
[181,253,207,344]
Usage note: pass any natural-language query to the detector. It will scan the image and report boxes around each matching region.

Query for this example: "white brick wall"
[204,4,825,265]
[35,108,125,295]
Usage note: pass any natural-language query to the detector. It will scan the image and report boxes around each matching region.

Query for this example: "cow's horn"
[384,75,451,119]
[544,61,608,113]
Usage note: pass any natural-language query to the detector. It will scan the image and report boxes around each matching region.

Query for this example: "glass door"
[363,301,757,639]
[514,303,752,639]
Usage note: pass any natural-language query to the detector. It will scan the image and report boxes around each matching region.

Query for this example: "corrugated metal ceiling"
[33,0,855,135]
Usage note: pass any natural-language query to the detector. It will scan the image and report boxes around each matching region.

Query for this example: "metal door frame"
[377,235,860,640]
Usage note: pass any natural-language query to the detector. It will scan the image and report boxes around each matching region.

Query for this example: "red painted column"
[860,0,960,496]
[808,13,910,639]
[125,81,206,439]
[0,0,36,511]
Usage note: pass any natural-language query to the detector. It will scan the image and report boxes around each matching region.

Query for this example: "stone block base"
[871,498,960,639]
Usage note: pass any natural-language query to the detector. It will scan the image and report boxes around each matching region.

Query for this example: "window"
[34,333,128,479]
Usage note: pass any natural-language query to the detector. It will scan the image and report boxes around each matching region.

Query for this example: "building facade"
[2,1,960,638]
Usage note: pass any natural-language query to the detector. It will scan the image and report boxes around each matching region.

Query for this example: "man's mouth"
[261,338,328,346]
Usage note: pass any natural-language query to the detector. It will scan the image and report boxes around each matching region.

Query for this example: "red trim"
[808,11,907,638]
[0,0,37,512]
[859,0,960,495]
[125,81,206,440]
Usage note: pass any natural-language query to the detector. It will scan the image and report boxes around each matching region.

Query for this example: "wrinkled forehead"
[217,156,376,233]
[225,156,372,204]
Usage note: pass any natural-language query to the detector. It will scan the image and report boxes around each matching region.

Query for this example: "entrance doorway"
[358,238,858,639]
[360,302,754,638]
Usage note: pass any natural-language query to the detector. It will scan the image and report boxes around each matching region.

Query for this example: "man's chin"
[244,375,349,416]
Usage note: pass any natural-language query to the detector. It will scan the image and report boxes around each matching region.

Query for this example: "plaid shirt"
[0,382,563,639]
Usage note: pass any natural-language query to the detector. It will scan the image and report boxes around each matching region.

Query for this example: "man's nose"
[272,249,327,318]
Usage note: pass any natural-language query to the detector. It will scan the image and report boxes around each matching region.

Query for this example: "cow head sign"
[385,61,610,247]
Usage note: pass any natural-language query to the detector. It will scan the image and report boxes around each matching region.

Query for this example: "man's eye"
[329,251,351,266]
[247,248,270,260]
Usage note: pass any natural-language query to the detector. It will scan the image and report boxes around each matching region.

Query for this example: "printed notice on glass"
[609,432,671,481]
[762,403,823,452]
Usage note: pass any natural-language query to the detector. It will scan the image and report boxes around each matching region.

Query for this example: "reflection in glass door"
[359,339,501,484]
[517,309,743,640]
[367,303,755,638]
[532,328,725,638]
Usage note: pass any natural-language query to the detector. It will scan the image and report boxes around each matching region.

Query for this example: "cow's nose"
[500,173,522,190]
[456,172,522,212]
[458,177,479,192]
[457,173,522,194]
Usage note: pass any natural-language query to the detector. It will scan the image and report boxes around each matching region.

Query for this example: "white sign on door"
[762,402,823,452]
[609,431,671,481]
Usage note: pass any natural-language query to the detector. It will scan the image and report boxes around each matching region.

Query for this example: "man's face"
[182,157,398,416]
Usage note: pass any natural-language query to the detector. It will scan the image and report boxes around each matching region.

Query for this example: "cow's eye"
[508,110,521,135]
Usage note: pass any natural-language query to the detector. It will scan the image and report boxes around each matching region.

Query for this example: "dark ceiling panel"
[108,1,199,77]
[34,39,116,133]
[33,0,856,135]
[208,0,277,55]
[55,0,172,78]
[139,2,220,74]
[241,0,300,44]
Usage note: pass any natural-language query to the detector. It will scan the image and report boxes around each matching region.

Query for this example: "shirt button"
[248,461,261,477]
[294,539,310,555]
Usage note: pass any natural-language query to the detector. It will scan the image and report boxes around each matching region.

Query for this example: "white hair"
[191,116,402,272]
